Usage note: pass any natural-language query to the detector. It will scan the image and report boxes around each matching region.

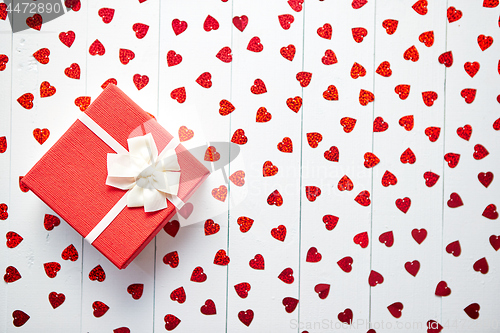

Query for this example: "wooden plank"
[442,2,500,332]
[154,0,231,332]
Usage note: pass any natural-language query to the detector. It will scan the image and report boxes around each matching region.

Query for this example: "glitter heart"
[446,240,461,257]
[26,14,43,30]
[278,14,294,30]
[6,231,23,248]
[4,266,21,283]
[286,96,302,112]
[178,125,193,141]
[101,78,116,89]
[201,299,217,315]
[447,6,462,23]
[33,48,50,64]
[369,270,384,286]
[364,152,380,168]
[400,148,416,164]
[164,314,181,330]
[373,117,389,132]
[352,27,368,43]
[460,88,476,104]
[204,146,220,162]
[338,309,353,324]
[353,231,369,248]
[280,44,296,62]
[133,74,149,90]
[324,146,339,162]
[262,161,278,177]
[322,49,338,65]
[382,19,398,35]
[464,62,480,77]
[166,50,182,66]
[216,46,232,63]
[394,84,410,100]
[164,220,180,237]
[75,96,91,111]
[405,260,420,276]
[231,129,247,145]
[305,186,321,201]
[404,45,419,62]
[379,231,394,247]
[98,8,114,23]
[127,284,144,300]
[249,254,264,269]
[204,219,220,236]
[89,39,105,56]
[172,19,187,35]
[44,214,60,231]
[282,297,299,313]
[489,235,500,251]
[427,320,444,333]
[483,0,499,7]
[0,203,8,219]
[482,204,498,220]
[40,81,56,98]
[65,0,81,11]
[0,3,7,20]
[323,215,339,231]
[296,71,312,87]
[0,54,8,71]
[19,177,29,193]
[337,256,353,272]
[323,85,339,100]
[425,126,441,142]
[477,34,493,51]
[412,0,428,15]
[473,144,489,160]
[314,283,330,298]
[234,283,251,298]
[170,287,186,303]
[133,23,149,39]
[271,225,286,241]
[247,37,263,52]
[444,153,460,168]
[435,281,451,297]
[340,117,356,133]
[61,244,78,261]
[256,107,271,122]
[278,137,293,152]
[190,266,207,282]
[238,309,254,327]
[12,310,30,327]
[219,99,235,116]
[464,303,480,320]
[113,328,130,333]
[306,247,322,262]
[250,78,267,94]
[233,15,248,32]
[399,115,414,131]
[278,268,294,284]
[171,86,187,102]
[163,251,179,268]
[229,170,245,187]
[478,172,493,188]
[419,31,434,47]
[33,128,50,145]
[267,190,283,206]
[214,249,230,265]
[49,292,66,309]
[352,0,367,9]
[211,185,228,202]
[17,93,34,109]
[424,171,440,187]
[381,170,397,187]
[203,15,219,31]
[317,23,332,40]
[237,216,254,232]
[89,265,106,282]
[359,89,374,106]
[388,302,403,318]
[196,72,212,88]
[351,62,366,79]
[119,48,135,65]
[338,175,354,191]
[456,124,472,141]
[412,228,427,244]
[473,258,489,274]
[376,61,392,77]
[355,191,371,206]
[438,51,453,67]
[396,197,411,213]
[306,132,322,148]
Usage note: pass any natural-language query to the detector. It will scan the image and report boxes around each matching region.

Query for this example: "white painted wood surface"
[1,0,499,332]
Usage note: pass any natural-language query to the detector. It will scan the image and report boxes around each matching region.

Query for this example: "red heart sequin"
[482,204,498,220]
[359,89,374,106]
[119,48,135,65]
[201,299,217,315]
[12,310,30,327]
[314,283,330,298]
[489,235,500,251]
[296,71,312,87]
[338,309,353,324]
[278,14,294,30]
[92,301,109,318]
[399,115,414,131]
[351,62,366,79]
[382,19,398,35]
[250,79,267,94]
[237,216,254,232]
[424,171,440,187]
[214,249,230,265]
[4,266,21,283]
[373,117,389,132]
[353,232,369,248]
[89,265,106,282]
[234,283,251,298]
[477,34,493,51]
[457,124,472,141]
[352,27,368,43]
[40,81,56,97]
[101,78,116,89]
[249,254,265,270]
[381,170,397,187]
[33,128,50,145]
[204,146,220,162]
[419,31,434,47]
[190,266,207,282]
[464,303,480,320]
[422,91,438,106]
[49,292,66,309]
[133,23,149,39]
[400,148,416,164]
[323,85,339,100]
[89,39,105,56]
[435,281,451,297]
[369,270,384,286]
[317,23,332,40]
[44,214,60,231]
[473,144,489,160]
[233,15,248,32]
[133,74,149,90]
[444,153,460,168]
[464,62,480,77]
[247,37,263,52]
[164,220,180,237]
[33,48,50,64]
[438,51,453,67]
[256,107,271,122]
[170,287,186,303]
[478,172,493,188]
[211,185,228,202]
[355,190,371,206]
[203,15,219,31]
[376,61,392,77]
[412,0,428,15]
[0,54,6,71]
[379,231,394,247]
[473,257,489,274]
[446,240,461,257]
[278,268,294,284]
[75,96,91,111]
[425,126,441,142]
[461,88,476,104]
[340,117,356,133]
[394,84,410,100]
[6,231,23,248]
[267,190,283,206]
[98,8,114,23]
[263,161,278,177]
[447,192,463,208]
[172,19,187,35]
[305,186,321,201]
[216,46,232,63]
[59,31,75,47]
[364,152,380,168]
[483,0,499,7]
[324,146,339,162]
[219,99,235,116]
[280,44,296,61]
[282,297,299,313]
[286,96,302,112]
[396,197,411,213]
[405,260,420,276]
[178,125,193,141]
[447,6,462,23]
[306,247,322,262]
[43,264,59,280]
[278,137,293,152]
[127,283,143,300]
[271,225,286,241]
[196,72,212,88]
[404,45,419,62]
[322,50,338,65]
[338,256,353,272]
[163,251,179,268]
[26,14,43,30]
[352,0,367,9]
[0,203,8,219]
[412,228,427,244]
[166,50,182,67]
[238,309,254,326]
[231,129,247,145]
[338,175,354,191]
[388,302,403,318]
[17,93,34,109]
[61,244,79,261]
[306,132,322,148]
[323,215,339,231]
[164,314,181,330]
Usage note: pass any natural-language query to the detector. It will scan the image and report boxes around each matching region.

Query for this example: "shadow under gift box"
[22,84,210,269]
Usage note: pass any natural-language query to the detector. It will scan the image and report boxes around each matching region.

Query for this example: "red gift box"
[22,84,209,269]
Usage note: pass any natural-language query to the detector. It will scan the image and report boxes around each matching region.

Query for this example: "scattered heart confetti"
[89,265,106,282]
[277,137,293,152]
[40,81,56,97]
[4,266,21,283]
[278,268,294,284]
[214,249,230,265]
[216,46,232,63]
[379,231,394,247]
[381,170,397,187]
[172,19,187,35]
[178,125,193,141]
[355,190,371,206]
[477,34,493,51]
[282,297,299,313]
[247,37,263,52]
[400,148,416,164]
[256,107,271,122]
[267,190,283,206]
[163,251,179,268]
[233,15,248,32]
[340,117,357,133]
[201,299,217,315]
[278,14,294,30]
[238,309,254,327]
[338,175,354,191]
[478,172,493,188]
[286,96,302,112]
[305,186,321,201]
[338,256,353,272]
[33,128,50,145]
[464,303,480,320]
[424,171,440,187]
[231,129,247,145]
[237,216,254,232]
[404,45,419,62]
[419,31,434,47]
[190,266,207,282]
[306,247,322,262]
[412,228,427,244]
[33,48,50,64]
[352,27,368,43]
[164,220,180,237]
[98,8,114,23]
[75,96,91,111]
[388,302,403,318]
[12,310,30,327]
[6,231,23,248]
[314,283,330,298]
[482,204,498,220]
[364,152,380,168]
[447,192,463,208]
[435,281,451,297]
[317,23,332,40]
[127,284,144,300]
[359,89,374,105]
[438,51,453,67]
[44,214,60,231]
[369,270,384,286]
[167,50,182,66]
[412,0,428,15]
[133,23,149,39]
[271,225,286,241]
[280,44,296,61]
[211,185,228,202]
[49,292,66,309]
[353,232,369,248]
[119,48,135,65]
[322,50,338,65]
[61,244,79,261]
[446,240,461,257]
[338,308,353,324]
[323,215,339,231]
[405,260,420,276]
[164,314,181,330]
[234,282,251,298]
[461,88,476,104]
[396,197,411,213]
[89,39,105,56]
[447,6,462,23]
[473,144,489,160]
[26,14,43,31]
[464,62,480,77]
[17,93,34,109]
[170,287,186,303]
[133,74,149,90]
[249,254,265,270]
[382,19,398,34]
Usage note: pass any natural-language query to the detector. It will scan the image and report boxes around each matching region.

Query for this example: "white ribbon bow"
[106,133,181,212]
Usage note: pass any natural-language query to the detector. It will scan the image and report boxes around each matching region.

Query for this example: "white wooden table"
[1,0,499,332]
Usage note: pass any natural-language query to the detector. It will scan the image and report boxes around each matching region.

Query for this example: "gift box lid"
[23,84,210,269]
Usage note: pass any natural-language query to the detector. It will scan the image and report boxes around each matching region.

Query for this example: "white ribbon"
[106,133,181,213]
[78,113,184,244]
